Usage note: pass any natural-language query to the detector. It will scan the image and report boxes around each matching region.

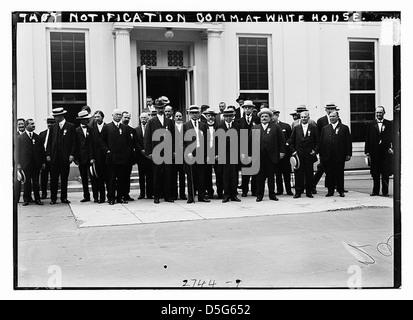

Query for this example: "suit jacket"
[17,132,46,171]
[75,126,94,166]
[183,120,208,160]
[39,129,49,151]
[277,121,293,158]
[287,123,319,162]
[46,121,76,165]
[216,121,241,164]
[144,115,175,157]
[237,115,260,132]
[215,113,225,126]
[91,122,106,164]
[100,122,133,165]
[124,125,138,165]
[251,123,286,164]
[317,115,329,135]
[319,123,352,163]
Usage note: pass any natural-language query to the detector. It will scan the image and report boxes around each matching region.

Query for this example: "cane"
[189,164,196,204]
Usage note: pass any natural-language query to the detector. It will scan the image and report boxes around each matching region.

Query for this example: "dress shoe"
[154,198,160,204]
[35,200,44,206]
[344,189,349,193]
[276,192,283,196]
[306,194,314,199]
[370,193,379,197]
[339,193,345,198]
[147,196,154,200]
[187,198,195,204]
[270,196,279,201]
[108,200,115,205]
[199,198,211,203]
[222,197,230,203]
[382,193,390,197]
[231,197,241,202]
[180,196,188,201]
[117,199,128,204]
[286,191,294,196]
[256,197,263,202]
[61,199,71,204]
[293,194,301,199]
[80,199,90,203]
[166,198,175,203]
[126,197,135,202]
[98,200,105,204]
[22,202,29,206]
[312,188,317,195]
[326,192,334,197]
[242,193,248,198]
[50,200,57,205]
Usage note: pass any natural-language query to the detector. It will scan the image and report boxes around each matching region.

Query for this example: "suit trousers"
[91,161,106,201]
[125,164,133,197]
[40,161,51,197]
[50,158,70,201]
[79,164,91,200]
[222,164,238,199]
[23,164,41,203]
[256,153,276,198]
[204,164,215,197]
[324,157,345,194]
[172,164,186,199]
[294,156,314,196]
[276,157,292,194]
[14,178,22,204]
[106,163,128,202]
[186,163,206,201]
[214,164,224,198]
[373,174,390,195]
[137,160,153,198]
[313,162,325,189]
[153,164,172,200]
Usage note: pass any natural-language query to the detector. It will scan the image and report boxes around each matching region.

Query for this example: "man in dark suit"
[250,109,286,202]
[100,109,133,205]
[39,116,55,200]
[319,111,352,197]
[144,97,175,204]
[16,119,46,206]
[313,102,340,194]
[122,111,138,202]
[183,105,210,203]
[135,112,154,200]
[237,100,260,197]
[273,110,293,196]
[74,110,96,203]
[287,111,319,199]
[200,105,210,124]
[217,109,242,203]
[90,110,107,203]
[365,106,394,197]
[46,108,76,205]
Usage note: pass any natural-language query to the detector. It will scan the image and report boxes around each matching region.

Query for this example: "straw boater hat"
[325,102,340,111]
[258,108,273,118]
[290,154,301,171]
[52,107,67,116]
[188,105,200,113]
[242,100,255,108]
[17,168,26,184]
[295,105,309,113]
[203,109,217,116]
[223,108,236,116]
[76,110,93,120]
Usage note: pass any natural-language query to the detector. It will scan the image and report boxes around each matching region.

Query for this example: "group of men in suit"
[15,96,394,207]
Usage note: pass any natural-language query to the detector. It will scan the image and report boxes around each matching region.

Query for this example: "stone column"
[207,30,223,111]
[113,25,133,113]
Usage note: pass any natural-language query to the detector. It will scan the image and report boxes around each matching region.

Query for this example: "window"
[239,37,269,106]
[50,31,88,126]
[349,41,376,142]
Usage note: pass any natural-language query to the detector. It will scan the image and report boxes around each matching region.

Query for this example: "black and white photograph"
[3,0,411,301]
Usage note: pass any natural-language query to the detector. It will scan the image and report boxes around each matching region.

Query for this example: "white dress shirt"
[97,123,104,133]
[192,120,201,148]
[262,123,269,131]
[59,119,66,130]
[302,123,309,136]
[157,114,164,127]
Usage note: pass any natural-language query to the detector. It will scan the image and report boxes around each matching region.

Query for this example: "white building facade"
[16,20,394,161]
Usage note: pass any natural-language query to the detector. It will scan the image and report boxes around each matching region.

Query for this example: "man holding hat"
[313,102,341,194]
[39,115,56,199]
[74,110,96,203]
[144,97,175,204]
[238,100,260,197]
[46,107,76,205]
[287,110,319,199]
[183,105,210,203]
[217,108,242,203]
[16,119,46,206]
[250,108,286,202]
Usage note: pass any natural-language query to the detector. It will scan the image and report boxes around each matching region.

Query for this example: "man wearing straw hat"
[74,110,96,203]
[39,115,56,200]
[46,107,76,205]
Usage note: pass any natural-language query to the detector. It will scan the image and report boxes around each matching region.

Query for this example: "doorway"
[146,69,186,114]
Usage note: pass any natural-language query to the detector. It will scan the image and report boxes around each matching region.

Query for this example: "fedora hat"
[258,108,273,118]
[17,169,26,184]
[89,163,99,179]
[242,100,255,108]
[52,107,67,116]
[76,110,93,120]
[290,154,301,171]
[157,96,170,106]
[325,102,340,110]
[296,105,308,113]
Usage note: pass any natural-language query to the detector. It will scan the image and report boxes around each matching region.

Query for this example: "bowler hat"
[76,110,93,120]
[258,108,273,118]
[242,100,255,108]
[290,154,301,171]
[17,169,26,184]
[52,107,67,116]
